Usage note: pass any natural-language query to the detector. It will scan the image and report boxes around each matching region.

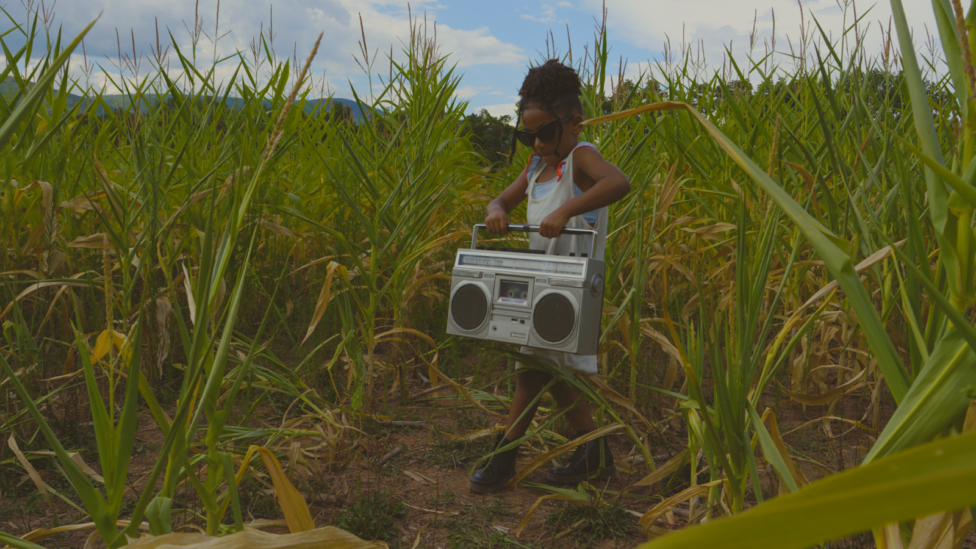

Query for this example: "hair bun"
[518,59,582,108]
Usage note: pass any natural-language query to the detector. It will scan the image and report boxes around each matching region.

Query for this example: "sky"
[1,0,943,119]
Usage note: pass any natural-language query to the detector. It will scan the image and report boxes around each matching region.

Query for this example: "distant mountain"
[1,77,373,122]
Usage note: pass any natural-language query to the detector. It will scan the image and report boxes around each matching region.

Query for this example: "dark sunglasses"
[515,116,572,147]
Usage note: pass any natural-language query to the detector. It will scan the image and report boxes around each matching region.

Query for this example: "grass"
[423,430,493,470]
[545,501,635,546]
[335,490,407,543]
[444,500,539,549]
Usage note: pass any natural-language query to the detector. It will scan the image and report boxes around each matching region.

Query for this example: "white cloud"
[475,102,518,119]
[521,4,560,23]
[8,0,525,97]
[455,85,490,99]
[589,0,942,82]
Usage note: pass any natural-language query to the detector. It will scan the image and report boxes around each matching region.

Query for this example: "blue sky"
[3,0,941,118]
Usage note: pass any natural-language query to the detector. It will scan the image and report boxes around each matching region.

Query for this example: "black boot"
[546,431,615,484]
[469,433,519,494]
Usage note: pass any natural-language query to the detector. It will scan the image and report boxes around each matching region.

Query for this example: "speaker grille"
[451,284,488,331]
[534,293,575,343]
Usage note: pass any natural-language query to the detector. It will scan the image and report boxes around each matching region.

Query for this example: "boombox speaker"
[446,224,605,355]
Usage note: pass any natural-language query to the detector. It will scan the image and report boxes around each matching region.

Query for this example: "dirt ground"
[1,371,973,549]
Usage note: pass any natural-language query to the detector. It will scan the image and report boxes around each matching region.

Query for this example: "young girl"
[469,59,631,493]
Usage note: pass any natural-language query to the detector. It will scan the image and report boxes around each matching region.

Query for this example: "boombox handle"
[470,224,599,258]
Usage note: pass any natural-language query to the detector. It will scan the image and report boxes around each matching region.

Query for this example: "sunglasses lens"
[536,121,559,143]
[516,119,565,147]
[516,131,535,147]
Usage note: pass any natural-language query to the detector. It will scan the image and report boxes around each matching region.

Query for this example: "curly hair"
[509,59,584,163]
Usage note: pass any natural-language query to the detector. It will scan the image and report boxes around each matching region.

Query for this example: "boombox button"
[519,319,525,324]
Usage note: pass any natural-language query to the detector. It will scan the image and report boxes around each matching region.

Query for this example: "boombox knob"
[590,275,605,298]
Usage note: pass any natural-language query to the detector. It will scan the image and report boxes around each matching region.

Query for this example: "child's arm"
[485,169,529,234]
[538,148,631,238]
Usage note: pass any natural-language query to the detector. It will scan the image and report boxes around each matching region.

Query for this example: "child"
[470,59,631,493]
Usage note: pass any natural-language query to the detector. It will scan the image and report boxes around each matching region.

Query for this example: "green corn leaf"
[109,317,143,511]
[0,17,97,150]
[747,403,799,493]
[584,101,911,403]
[0,532,47,549]
[932,0,970,121]
[0,354,112,542]
[636,430,976,549]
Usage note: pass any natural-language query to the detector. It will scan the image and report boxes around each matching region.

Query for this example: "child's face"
[520,105,583,165]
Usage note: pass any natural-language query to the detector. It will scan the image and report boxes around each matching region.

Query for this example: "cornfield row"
[1,1,976,548]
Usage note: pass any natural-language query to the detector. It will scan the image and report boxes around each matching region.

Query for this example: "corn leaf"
[636,431,976,549]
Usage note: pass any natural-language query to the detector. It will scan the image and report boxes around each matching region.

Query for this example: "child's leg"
[546,380,614,484]
[503,369,552,439]
[469,369,551,493]
[549,381,596,432]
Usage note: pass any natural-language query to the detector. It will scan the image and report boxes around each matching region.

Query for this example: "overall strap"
[556,142,597,182]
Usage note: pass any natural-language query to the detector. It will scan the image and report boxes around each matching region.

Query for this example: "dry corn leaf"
[259,218,296,239]
[302,261,345,346]
[508,424,623,486]
[69,452,105,484]
[68,233,112,248]
[403,470,435,486]
[58,190,105,212]
[373,327,435,348]
[904,406,976,547]
[779,367,867,407]
[445,427,500,442]
[880,523,905,549]
[181,263,197,324]
[634,450,689,488]
[795,240,905,312]
[15,279,94,301]
[758,409,807,491]
[236,446,315,533]
[654,161,681,229]
[907,512,957,549]
[91,329,125,362]
[7,436,48,500]
[124,527,386,548]
[639,479,724,530]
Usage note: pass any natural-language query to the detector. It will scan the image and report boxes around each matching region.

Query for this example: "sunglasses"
[515,116,572,147]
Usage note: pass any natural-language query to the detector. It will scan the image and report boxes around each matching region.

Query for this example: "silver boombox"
[446,224,605,355]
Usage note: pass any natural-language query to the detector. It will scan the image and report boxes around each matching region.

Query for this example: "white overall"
[518,142,608,374]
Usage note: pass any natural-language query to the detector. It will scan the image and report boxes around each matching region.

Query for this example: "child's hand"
[539,210,570,238]
[485,208,510,234]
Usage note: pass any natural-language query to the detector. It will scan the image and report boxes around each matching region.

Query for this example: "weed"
[447,525,540,549]
[455,408,492,432]
[426,491,455,509]
[443,499,525,549]
[820,532,875,549]
[236,480,279,521]
[422,430,492,470]
[335,490,407,542]
[545,500,636,545]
